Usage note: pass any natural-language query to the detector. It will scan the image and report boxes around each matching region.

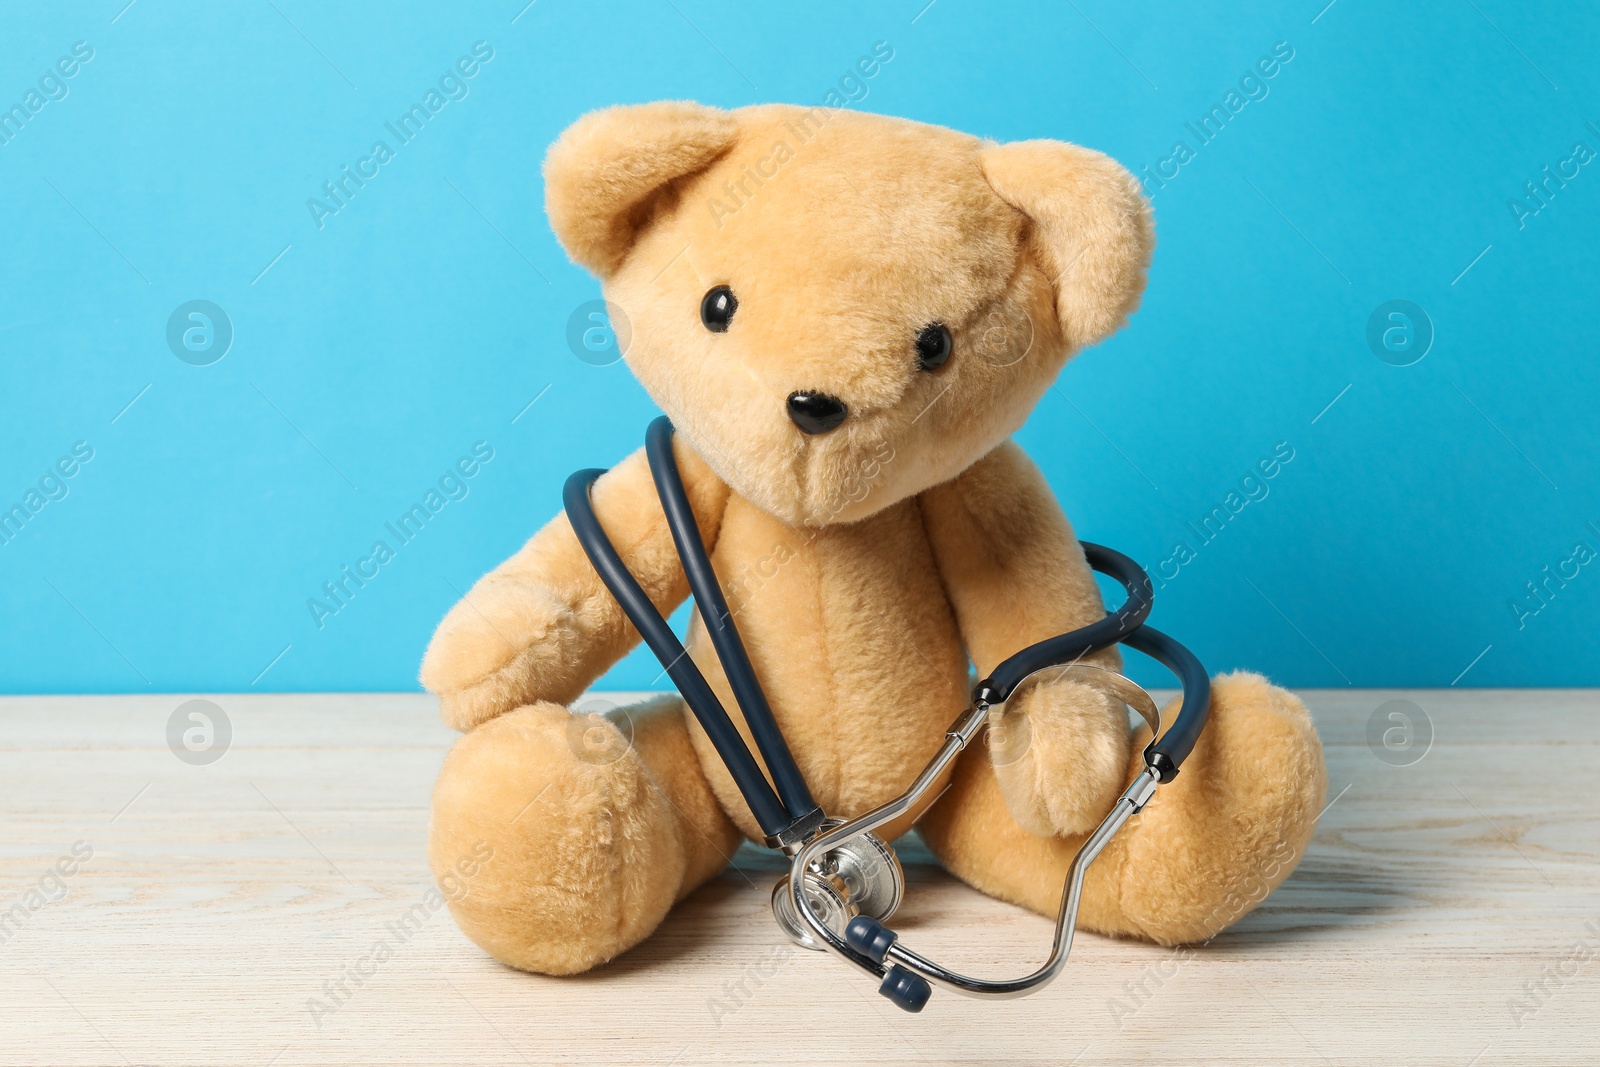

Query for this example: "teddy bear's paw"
[1081,672,1327,945]
[428,702,688,975]
[422,582,588,731]
[987,674,1131,837]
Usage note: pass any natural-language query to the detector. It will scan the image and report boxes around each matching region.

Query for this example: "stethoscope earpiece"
[844,916,934,1011]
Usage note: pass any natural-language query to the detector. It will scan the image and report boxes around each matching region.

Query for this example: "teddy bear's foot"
[429,696,741,974]
[919,671,1326,946]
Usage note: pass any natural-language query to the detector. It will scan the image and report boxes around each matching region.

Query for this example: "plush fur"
[422,102,1326,975]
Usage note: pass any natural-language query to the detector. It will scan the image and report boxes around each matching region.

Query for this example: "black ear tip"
[879,964,932,1012]
[846,915,897,962]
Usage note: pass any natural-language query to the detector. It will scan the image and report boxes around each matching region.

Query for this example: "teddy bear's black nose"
[786,391,848,435]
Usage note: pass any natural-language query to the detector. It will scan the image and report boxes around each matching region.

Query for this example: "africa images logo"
[1138,41,1295,196]
[0,40,94,148]
[306,442,494,629]
[305,42,495,230]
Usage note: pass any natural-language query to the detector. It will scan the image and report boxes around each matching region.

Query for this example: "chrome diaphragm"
[771,819,903,950]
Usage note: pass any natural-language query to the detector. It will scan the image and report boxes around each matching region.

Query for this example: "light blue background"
[2,0,1596,694]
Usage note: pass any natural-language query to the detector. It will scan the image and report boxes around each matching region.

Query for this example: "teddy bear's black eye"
[701,286,737,333]
[915,323,952,371]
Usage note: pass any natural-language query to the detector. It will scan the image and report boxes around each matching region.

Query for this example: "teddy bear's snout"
[785,391,848,435]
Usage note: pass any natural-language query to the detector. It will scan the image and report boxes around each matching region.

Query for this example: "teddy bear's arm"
[918,440,1132,836]
[420,438,731,731]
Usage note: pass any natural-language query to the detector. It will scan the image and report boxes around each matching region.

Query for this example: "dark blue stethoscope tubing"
[974,542,1153,702]
[976,541,1210,776]
[1121,622,1211,774]
[643,417,821,824]
[562,467,794,837]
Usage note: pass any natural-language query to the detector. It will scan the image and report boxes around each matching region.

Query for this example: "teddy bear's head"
[545,102,1152,526]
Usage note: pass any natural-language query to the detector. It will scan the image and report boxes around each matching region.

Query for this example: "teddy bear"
[420,101,1327,977]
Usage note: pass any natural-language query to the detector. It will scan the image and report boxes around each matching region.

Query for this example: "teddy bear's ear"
[981,140,1154,350]
[544,101,739,278]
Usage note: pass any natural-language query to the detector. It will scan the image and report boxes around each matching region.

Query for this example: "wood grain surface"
[1,689,1596,1066]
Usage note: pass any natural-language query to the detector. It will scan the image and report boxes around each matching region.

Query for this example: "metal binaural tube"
[790,692,1164,1003]
[881,770,1156,999]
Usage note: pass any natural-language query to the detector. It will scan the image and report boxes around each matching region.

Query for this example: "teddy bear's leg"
[918,672,1326,946]
[429,695,741,975]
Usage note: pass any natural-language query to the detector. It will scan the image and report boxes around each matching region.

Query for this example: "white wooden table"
[1,690,1595,1066]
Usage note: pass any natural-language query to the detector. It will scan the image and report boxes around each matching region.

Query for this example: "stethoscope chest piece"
[771,820,904,950]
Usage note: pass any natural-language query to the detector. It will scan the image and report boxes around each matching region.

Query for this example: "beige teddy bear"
[420,101,1327,977]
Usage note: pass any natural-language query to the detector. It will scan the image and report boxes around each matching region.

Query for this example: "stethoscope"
[564,417,1212,1012]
